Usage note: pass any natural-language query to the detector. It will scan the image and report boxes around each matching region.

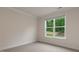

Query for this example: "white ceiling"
[13,7,73,17]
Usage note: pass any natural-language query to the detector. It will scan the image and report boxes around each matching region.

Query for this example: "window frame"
[45,16,66,39]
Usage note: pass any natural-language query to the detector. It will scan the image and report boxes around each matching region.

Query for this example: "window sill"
[45,36,66,39]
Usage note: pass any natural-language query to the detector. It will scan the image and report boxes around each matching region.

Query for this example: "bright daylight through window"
[45,16,66,39]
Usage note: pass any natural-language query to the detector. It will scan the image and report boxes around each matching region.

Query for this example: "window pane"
[47,32,53,37]
[55,27,65,37]
[46,28,53,32]
[47,19,53,27]
[46,28,53,36]
[55,16,65,26]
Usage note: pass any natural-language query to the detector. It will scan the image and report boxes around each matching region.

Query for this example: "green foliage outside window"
[47,19,53,27]
[55,27,64,33]
[47,28,53,32]
[46,16,65,32]
[55,17,65,26]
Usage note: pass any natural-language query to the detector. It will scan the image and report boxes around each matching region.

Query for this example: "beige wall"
[0,8,37,50]
[37,8,79,50]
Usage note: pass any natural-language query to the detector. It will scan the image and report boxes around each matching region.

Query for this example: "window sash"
[45,16,66,39]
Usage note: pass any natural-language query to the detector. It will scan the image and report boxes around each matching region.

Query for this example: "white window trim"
[45,16,66,39]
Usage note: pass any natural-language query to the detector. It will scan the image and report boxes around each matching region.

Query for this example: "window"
[45,16,66,39]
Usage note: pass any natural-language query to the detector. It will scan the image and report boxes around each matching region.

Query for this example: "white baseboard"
[0,40,36,51]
